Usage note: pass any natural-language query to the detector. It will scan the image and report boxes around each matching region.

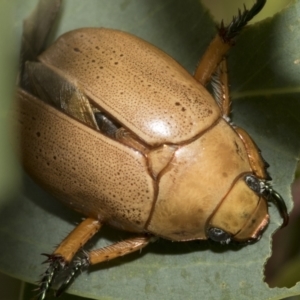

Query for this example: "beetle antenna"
[55,251,90,297]
[219,0,266,43]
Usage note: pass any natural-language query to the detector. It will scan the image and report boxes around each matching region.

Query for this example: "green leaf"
[1,0,300,299]
[0,1,21,207]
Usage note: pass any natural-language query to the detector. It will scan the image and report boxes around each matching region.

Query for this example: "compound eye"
[245,174,261,194]
[207,227,231,244]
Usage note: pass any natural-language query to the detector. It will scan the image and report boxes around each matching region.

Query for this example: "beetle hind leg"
[36,254,66,300]
[36,217,102,299]
[54,250,90,298]
[37,216,154,298]
[55,235,155,297]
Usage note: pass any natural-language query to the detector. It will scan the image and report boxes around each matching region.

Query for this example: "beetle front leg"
[194,0,266,86]
[211,58,230,117]
[37,217,102,300]
[55,235,155,297]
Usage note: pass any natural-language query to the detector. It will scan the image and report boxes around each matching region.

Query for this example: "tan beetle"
[18,0,288,299]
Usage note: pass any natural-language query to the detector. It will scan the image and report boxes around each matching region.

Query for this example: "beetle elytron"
[18,0,288,298]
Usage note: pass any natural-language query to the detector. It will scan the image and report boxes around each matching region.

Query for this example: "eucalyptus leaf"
[1,0,300,299]
[0,1,21,205]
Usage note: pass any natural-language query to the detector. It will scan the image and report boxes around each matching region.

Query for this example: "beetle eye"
[244,174,261,194]
[207,227,231,244]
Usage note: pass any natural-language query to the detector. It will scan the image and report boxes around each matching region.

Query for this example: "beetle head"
[205,174,287,244]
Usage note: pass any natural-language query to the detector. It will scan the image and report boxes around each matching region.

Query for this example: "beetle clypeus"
[18,0,289,299]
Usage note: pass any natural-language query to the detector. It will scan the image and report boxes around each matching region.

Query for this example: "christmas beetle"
[17,0,288,299]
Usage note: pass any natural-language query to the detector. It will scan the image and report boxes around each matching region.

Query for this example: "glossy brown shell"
[19,28,269,242]
[38,28,220,146]
[19,89,155,232]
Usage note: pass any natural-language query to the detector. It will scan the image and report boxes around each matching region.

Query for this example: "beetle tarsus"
[264,188,289,228]
[245,175,289,228]
[256,178,289,228]
[218,0,266,43]
[55,251,90,297]
[37,254,66,300]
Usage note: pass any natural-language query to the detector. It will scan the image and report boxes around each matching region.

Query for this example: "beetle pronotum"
[18,0,288,299]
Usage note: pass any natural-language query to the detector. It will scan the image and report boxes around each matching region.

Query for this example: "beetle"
[17,0,288,299]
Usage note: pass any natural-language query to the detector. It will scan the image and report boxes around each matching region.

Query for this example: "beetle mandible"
[17,0,288,298]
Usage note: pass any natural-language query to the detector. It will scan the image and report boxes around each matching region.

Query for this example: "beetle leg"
[211,58,230,117]
[260,182,289,227]
[194,0,266,86]
[37,218,102,300]
[245,175,289,227]
[55,235,155,297]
